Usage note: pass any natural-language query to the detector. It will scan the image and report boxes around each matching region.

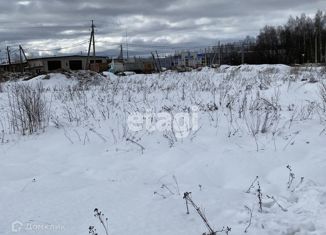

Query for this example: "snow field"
[1,65,326,235]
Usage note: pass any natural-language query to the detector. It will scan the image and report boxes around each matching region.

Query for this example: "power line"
[26,40,89,52]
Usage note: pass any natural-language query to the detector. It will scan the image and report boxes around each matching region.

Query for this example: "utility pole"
[6,46,11,72]
[156,51,162,72]
[86,20,96,70]
[118,44,124,60]
[211,42,220,66]
[86,28,93,68]
[126,30,129,61]
[19,45,30,69]
[204,48,207,67]
[92,20,96,64]
[151,52,159,72]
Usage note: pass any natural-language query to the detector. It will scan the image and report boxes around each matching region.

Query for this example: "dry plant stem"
[246,176,259,193]
[257,181,263,213]
[126,138,145,154]
[94,208,109,235]
[244,206,253,233]
[172,175,181,195]
[266,195,288,212]
[183,192,216,235]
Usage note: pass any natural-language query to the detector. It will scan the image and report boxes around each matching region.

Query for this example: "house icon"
[11,221,23,233]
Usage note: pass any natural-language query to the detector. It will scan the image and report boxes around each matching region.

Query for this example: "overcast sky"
[0,0,325,59]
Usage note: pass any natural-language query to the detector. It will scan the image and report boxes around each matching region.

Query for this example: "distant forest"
[221,10,326,65]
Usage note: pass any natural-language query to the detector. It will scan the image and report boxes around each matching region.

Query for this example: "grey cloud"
[0,0,324,57]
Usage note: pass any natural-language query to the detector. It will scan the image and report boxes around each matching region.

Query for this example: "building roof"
[0,61,28,67]
[27,55,108,61]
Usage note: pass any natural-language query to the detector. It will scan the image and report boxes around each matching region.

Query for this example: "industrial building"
[109,58,155,74]
[27,55,108,73]
[174,51,206,67]
[0,55,109,73]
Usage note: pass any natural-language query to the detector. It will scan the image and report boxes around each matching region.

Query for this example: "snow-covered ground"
[1,65,326,235]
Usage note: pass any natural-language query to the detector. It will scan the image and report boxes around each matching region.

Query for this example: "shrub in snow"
[0,129,5,144]
[7,83,49,135]
[244,93,280,151]
[319,82,326,113]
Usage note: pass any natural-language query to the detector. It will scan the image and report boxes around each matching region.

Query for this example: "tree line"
[213,10,326,65]
[254,10,326,64]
